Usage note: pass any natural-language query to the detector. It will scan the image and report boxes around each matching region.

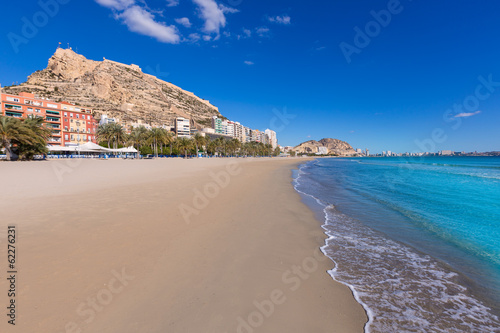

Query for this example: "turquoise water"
[294,156,500,332]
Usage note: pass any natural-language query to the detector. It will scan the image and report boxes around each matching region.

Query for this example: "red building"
[0,92,98,146]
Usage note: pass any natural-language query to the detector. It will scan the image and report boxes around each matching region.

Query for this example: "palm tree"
[97,123,113,148]
[264,143,273,156]
[193,133,205,156]
[127,126,148,156]
[149,127,166,157]
[213,137,225,156]
[17,116,52,160]
[207,138,217,156]
[110,123,126,149]
[273,146,281,156]
[98,123,126,149]
[162,130,175,156]
[176,137,193,159]
[228,138,241,156]
[0,116,35,161]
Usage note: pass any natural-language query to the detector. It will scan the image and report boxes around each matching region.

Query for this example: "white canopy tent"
[48,142,138,154]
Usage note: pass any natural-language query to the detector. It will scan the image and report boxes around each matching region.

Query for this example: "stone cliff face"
[3,48,221,127]
[293,138,357,155]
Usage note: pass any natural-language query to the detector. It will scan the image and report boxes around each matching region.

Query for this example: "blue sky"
[1,0,499,153]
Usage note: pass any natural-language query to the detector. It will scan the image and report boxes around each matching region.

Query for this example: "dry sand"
[0,158,367,332]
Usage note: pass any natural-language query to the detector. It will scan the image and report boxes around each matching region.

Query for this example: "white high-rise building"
[264,129,278,149]
[212,116,224,134]
[260,132,269,145]
[226,120,235,137]
[175,117,191,138]
[233,122,245,142]
[244,127,252,143]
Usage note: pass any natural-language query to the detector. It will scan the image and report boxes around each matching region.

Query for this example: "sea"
[293,156,500,332]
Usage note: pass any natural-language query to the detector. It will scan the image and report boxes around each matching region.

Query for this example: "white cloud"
[166,0,179,7]
[192,0,238,35]
[94,1,180,44]
[175,17,192,28]
[269,15,291,25]
[244,61,254,65]
[188,33,201,42]
[256,26,270,37]
[454,110,481,118]
[95,0,239,44]
[95,0,135,10]
[118,6,180,43]
[243,28,252,38]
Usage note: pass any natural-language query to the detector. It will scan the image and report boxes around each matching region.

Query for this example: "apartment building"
[244,127,252,143]
[211,116,274,145]
[264,129,277,149]
[0,92,98,146]
[233,122,245,142]
[212,116,224,134]
[226,120,235,137]
[60,102,98,146]
[175,117,191,138]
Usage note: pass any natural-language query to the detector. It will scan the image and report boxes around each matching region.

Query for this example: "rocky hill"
[3,48,221,127]
[293,138,357,156]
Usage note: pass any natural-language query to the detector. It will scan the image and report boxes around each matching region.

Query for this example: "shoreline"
[294,157,500,331]
[292,159,375,331]
[0,158,367,332]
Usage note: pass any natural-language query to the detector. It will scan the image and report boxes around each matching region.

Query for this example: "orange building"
[0,92,98,146]
[60,101,98,146]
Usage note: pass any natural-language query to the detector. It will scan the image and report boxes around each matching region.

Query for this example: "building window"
[64,126,68,131]
[27,107,33,112]
[64,112,67,117]
[71,135,74,140]
[35,109,41,113]
[70,113,73,117]
[65,135,69,140]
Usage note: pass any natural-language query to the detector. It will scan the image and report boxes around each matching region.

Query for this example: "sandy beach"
[0,157,367,332]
